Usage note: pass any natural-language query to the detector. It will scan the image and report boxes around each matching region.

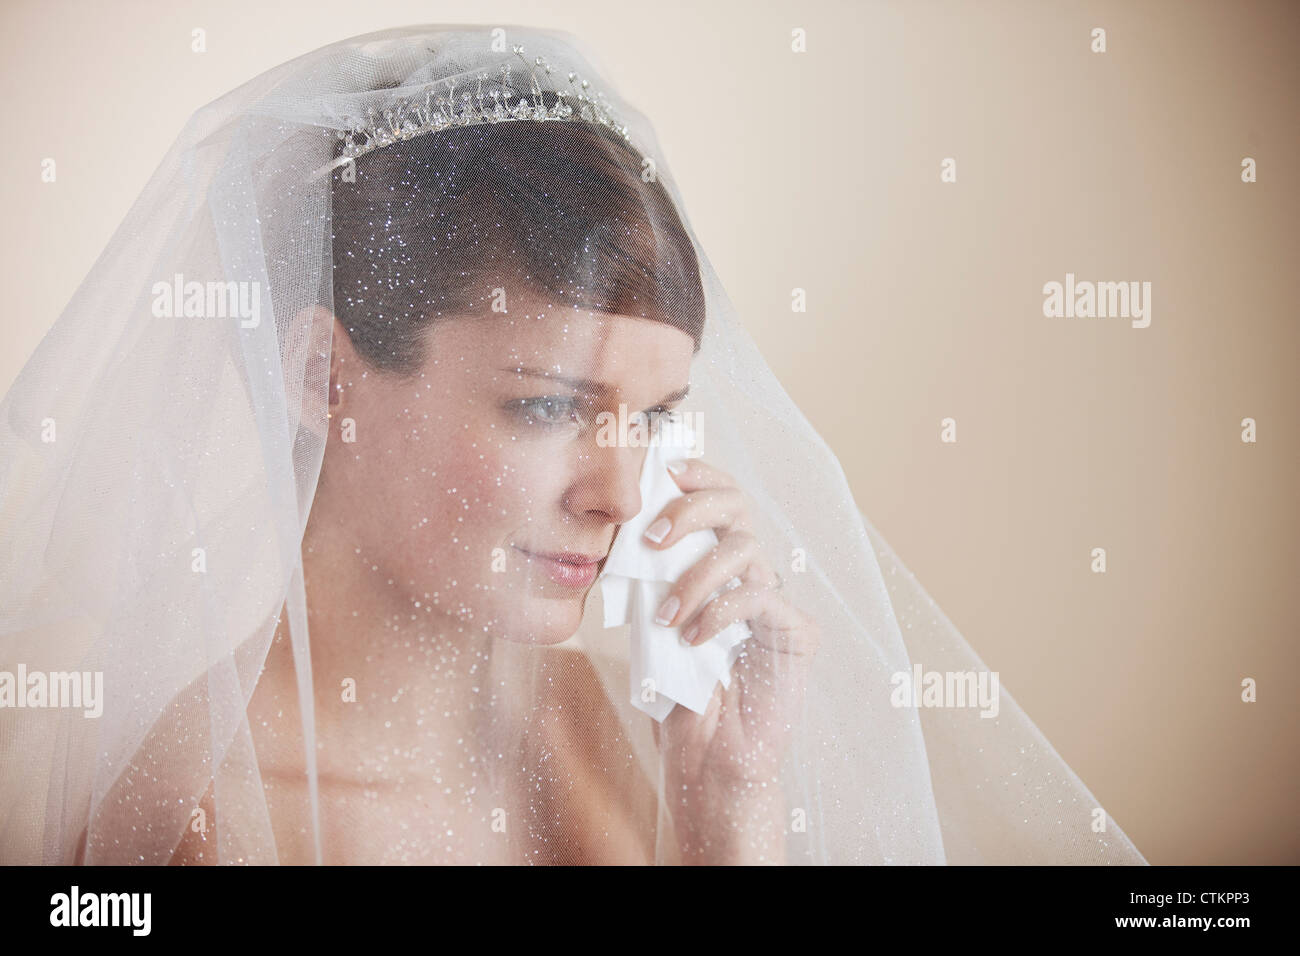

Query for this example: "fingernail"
[666,459,688,475]
[654,594,680,626]
[681,623,700,645]
[644,516,671,544]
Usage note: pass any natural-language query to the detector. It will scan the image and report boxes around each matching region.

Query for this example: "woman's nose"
[564,444,644,525]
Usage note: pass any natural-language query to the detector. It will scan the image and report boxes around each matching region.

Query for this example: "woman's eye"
[644,406,680,431]
[510,396,583,429]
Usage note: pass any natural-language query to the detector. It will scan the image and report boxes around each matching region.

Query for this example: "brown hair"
[330,119,705,374]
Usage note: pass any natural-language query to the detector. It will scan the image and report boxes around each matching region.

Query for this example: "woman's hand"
[641,456,820,865]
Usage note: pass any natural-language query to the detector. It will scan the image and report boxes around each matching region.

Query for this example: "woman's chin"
[488,594,588,646]
[496,625,581,647]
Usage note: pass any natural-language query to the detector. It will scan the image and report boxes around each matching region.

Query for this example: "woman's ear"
[327,318,347,414]
[325,314,367,424]
[290,306,359,443]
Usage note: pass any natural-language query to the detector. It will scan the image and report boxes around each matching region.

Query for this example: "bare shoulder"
[167,780,218,865]
[541,646,648,770]
[535,645,660,863]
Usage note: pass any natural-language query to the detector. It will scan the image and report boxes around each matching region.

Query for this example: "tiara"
[333,44,632,162]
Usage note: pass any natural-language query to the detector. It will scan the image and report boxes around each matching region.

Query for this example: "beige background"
[1,0,1295,864]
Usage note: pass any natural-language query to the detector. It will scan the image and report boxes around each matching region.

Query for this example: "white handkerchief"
[598,420,752,722]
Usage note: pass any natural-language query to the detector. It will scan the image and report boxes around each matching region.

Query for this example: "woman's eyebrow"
[500,365,690,406]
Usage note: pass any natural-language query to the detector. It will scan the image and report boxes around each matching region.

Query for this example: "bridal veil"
[0,25,1146,865]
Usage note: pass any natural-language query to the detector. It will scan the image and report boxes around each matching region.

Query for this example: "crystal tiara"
[331,44,632,164]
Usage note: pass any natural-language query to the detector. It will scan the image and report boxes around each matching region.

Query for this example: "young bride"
[0,25,1144,866]
[176,116,816,863]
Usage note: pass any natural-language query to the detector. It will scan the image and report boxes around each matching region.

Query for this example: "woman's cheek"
[433,429,534,528]
[494,440,575,513]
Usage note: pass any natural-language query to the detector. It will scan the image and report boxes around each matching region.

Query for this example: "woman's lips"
[512,546,603,588]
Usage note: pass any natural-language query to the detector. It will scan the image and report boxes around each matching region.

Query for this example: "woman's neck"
[252,500,511,788]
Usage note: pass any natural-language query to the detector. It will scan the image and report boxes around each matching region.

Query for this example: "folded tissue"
[597,421,752,722]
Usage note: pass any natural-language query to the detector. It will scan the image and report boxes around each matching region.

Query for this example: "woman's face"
[321,303,696,644]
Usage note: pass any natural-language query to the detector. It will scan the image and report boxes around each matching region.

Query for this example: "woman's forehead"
[427,311,695,383]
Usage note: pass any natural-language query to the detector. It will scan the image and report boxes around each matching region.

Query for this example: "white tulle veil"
[0,24,1146,865]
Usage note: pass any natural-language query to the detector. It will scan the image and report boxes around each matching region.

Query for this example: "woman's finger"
[642,486,751,548]
[651,530,768,628]
[680,583,820,658]
[663,456,736,494]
